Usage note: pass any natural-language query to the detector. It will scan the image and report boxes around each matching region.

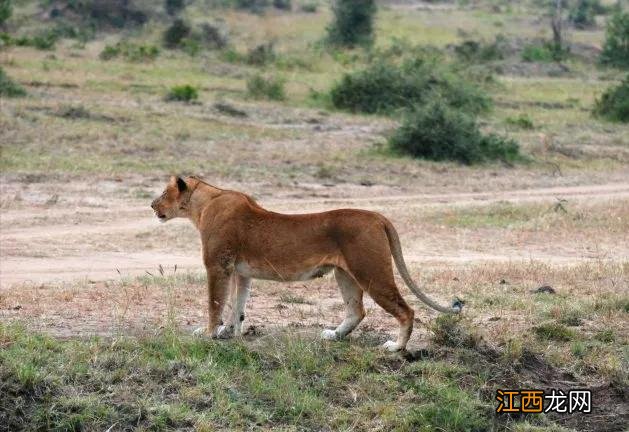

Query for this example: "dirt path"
[1,182,628,289]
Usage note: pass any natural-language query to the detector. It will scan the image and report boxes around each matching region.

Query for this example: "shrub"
[521,42,568,62]
[273,0,291,10]
[0,66,26,97]
[246,74,285,100]
[6,30,60,50]
[593,75,629,122]
[246,42,275,65]
[67,0,148,29]
[165,84,198,102]
[329,59,491,115]
[505,113,534,129]
[233,0,268,13]
[389,100,520,164]
[99,42,159,61]
[198,22,227,50]
[165,0,186,16]
[453,35,507,63]
[600,10,629,69]
[326,0,376,47]
[300,2,317,13]
[569,0,606,28]
[429,315,477,348]
[163,19,191,48]
[0,0,12,27]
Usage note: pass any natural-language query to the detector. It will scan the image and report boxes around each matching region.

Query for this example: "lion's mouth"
[156,212,167,220]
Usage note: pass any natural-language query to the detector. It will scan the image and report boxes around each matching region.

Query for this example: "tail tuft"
[451,298,464,313]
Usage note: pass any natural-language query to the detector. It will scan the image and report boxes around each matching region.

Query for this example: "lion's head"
[151,176,189,222]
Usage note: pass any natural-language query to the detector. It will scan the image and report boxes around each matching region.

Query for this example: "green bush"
[329,58,491,115]
[163,19,191,48]
[326,0,376,47]
[198,22,228,50]
[593,75,629,122]
[246,74,286,100]
[0,0,12,27]
[165,0,186,16]
[453,35,507,63]
[246,42,275,65]
[6,30,59,50]
[100,42,159,61]
[505,113,534,129]
[569,0,606,28]
[300,2,317,13]
[273,0,291,10]
[600,10,629,69]
[64,0,147,29]
[165,84,198,102]
[389,100,520,164]
[521,42,567,62]
[233,0,268,13]
[0,66,26,97]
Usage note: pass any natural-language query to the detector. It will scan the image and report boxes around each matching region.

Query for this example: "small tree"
[165,0,185,16]
[593,75,629,122]
[0,0,12,28]
[549,0,570,60]
[600,10,629,69]
[326,0,376,48]
[163,19,191,48]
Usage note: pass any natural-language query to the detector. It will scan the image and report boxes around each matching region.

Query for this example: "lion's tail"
[383,218,462,314]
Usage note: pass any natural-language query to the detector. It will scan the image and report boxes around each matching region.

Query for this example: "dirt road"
[2,181,628,289]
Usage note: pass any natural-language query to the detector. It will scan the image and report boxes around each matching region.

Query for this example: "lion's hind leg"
[321,268,365,341]
[342,242,414,352]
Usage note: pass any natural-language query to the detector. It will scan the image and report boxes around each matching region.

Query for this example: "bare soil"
[1,177,627,341]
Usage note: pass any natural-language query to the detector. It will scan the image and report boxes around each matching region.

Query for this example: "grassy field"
[1,0,628,431]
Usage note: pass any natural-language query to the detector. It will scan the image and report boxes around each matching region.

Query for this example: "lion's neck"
[187,180,222,230]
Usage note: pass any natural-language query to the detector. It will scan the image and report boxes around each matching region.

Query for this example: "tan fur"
[151,176,460,351]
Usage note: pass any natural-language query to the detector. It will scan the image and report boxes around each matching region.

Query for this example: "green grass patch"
[0,322,527,431]
[533,322,575,342]
[246,74,286,101]
[165,84,199,102]
[100,41,160,62]
[0,67,26,97]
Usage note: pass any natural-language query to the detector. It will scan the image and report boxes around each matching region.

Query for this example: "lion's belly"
[235,260,335,282]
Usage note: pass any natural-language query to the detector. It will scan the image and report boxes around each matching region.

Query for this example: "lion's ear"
[176,176,188,193]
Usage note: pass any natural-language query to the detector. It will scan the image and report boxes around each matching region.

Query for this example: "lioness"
[151,176,461,351]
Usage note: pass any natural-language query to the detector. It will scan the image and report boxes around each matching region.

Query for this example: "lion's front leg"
[231,275,251,337]
[205,266,232,338]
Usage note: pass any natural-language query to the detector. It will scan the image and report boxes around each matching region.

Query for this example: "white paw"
[382,340,402,352]
[321,329,338,341]
[192,327,206,337]
[215,325,234,339]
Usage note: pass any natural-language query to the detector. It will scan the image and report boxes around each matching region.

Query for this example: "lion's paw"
[215,325,235,339]
[382,340,402,352]
[320,329,338,341]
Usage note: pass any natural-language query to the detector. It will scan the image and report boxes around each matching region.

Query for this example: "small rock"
[360,180,374,186]
[532,285,556,294]
[488,316,500,321]
[214,102,247,117]
[499,279,507,284]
